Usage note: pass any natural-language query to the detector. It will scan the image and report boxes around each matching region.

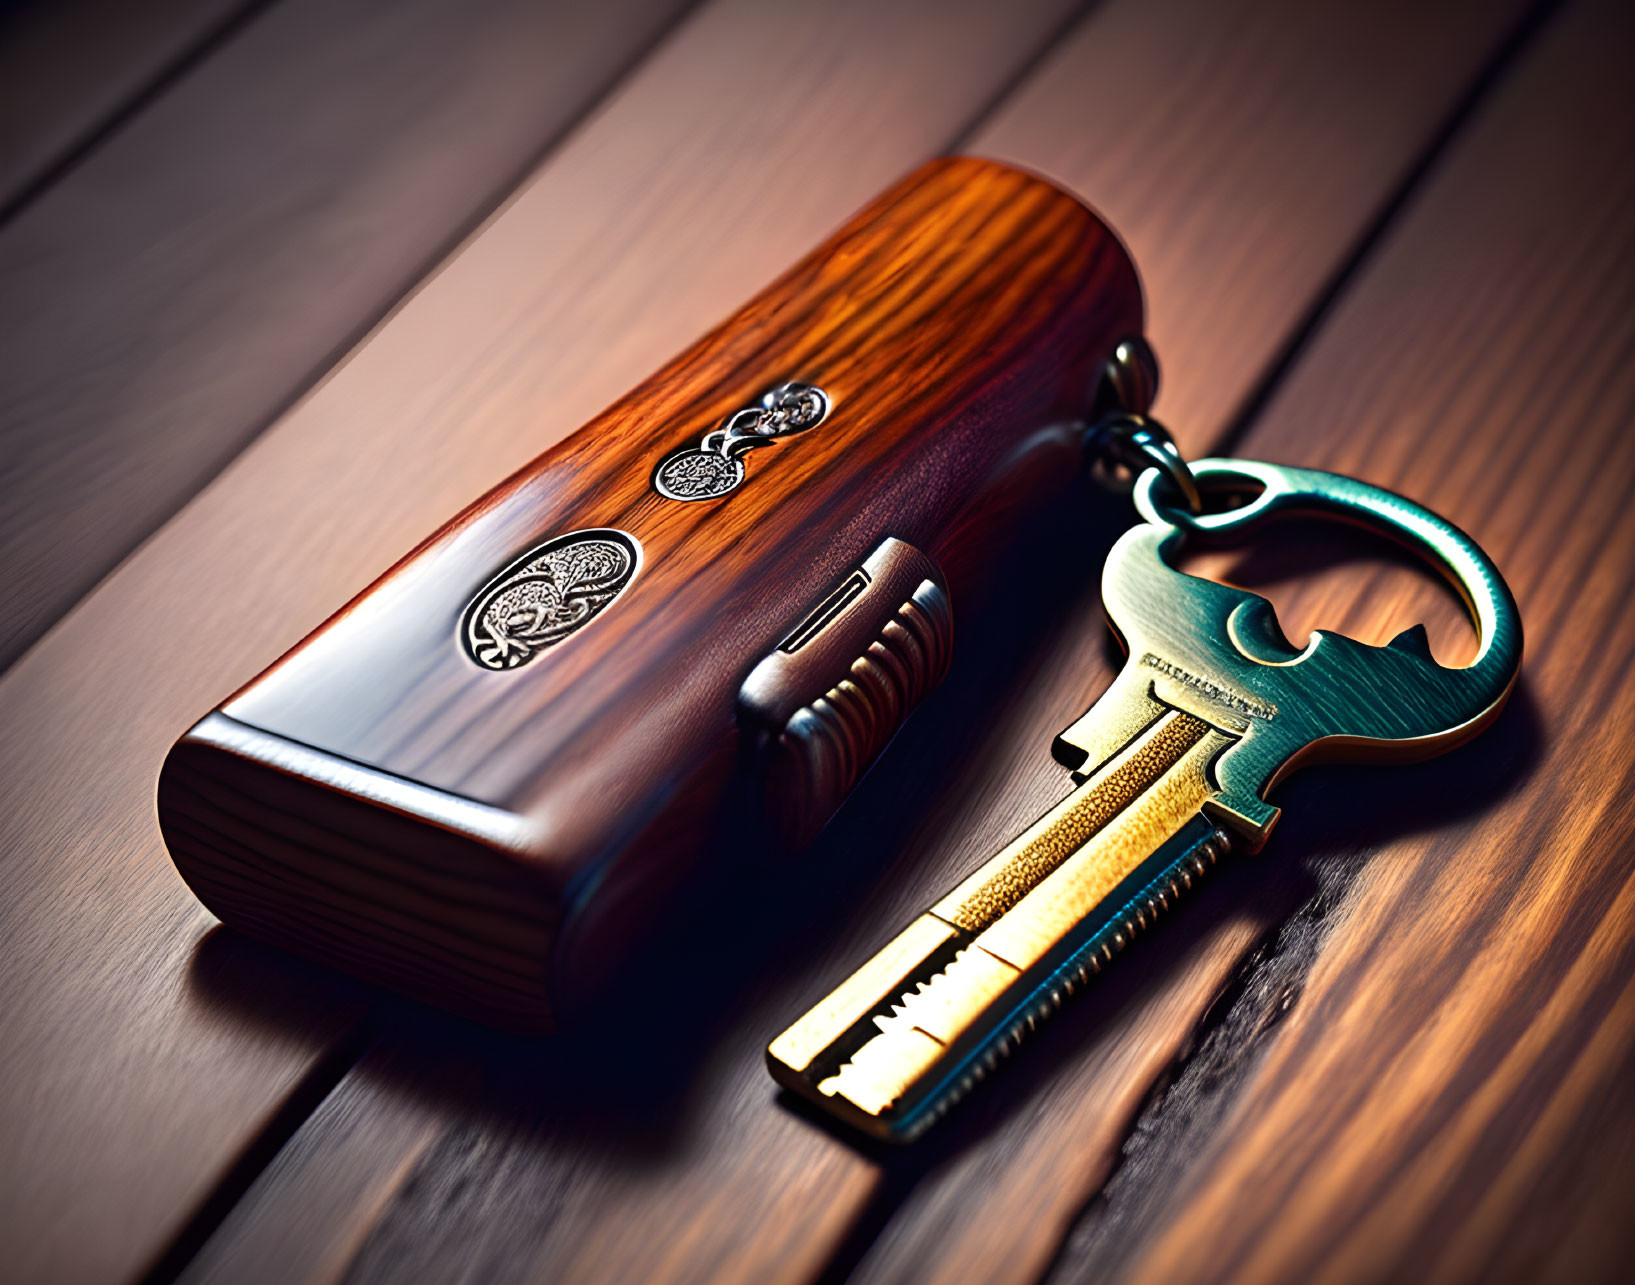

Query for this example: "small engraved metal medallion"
[653,381,829,502]
[653,448,745,501]
[461,529,640,670]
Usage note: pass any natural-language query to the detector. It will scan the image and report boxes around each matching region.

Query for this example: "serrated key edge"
[894,824,1232,1140]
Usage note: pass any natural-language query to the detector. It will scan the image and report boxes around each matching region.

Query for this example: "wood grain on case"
[158,156,1144,1028]
[0,2,1098,1277]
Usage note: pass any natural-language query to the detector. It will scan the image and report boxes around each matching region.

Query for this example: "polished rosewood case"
[156,157,1145,1030]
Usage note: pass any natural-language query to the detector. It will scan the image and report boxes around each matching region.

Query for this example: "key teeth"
[901,828,1233,1136]
[822,828,1234,1141]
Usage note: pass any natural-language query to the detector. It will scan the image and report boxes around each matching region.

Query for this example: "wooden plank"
[176,1040,450,1285]
[969,0,1541,444]
[0,1,1090,1281]
[171,1,1535,1281]
[1068,0,1635,1278]
[0,0,697,674]
[0,0,251,214]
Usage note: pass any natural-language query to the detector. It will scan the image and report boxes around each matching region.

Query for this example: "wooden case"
[156,156,1145,1029]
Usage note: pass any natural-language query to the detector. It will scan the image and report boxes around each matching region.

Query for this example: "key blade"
[769,708,1234,1141]
[937,710,1220,935]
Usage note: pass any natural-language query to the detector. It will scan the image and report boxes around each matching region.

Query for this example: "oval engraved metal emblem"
[460,529,640,671]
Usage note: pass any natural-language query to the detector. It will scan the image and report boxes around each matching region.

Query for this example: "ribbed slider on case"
[739,538,952,845]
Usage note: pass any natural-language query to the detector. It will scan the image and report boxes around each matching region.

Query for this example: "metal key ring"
[1090,412,1204,512]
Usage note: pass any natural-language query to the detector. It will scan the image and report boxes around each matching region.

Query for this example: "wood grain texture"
[0,0,251,213]
[0,0,1088,1279]
[0,0,695,673]
[177,1039,450,1285]
[972,0,1536,449]
[160,156,1142,1028]
[169,1,1538,1281]
[1091,0,1635,1277]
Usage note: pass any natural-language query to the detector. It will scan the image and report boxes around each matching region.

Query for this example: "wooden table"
[2,0,1632,1280]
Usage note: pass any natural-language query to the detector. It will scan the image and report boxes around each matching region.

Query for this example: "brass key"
[767,459,1522,1141]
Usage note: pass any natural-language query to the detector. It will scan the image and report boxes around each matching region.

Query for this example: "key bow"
[1057,459,1524,842]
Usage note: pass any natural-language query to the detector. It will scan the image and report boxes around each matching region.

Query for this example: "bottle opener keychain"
[767,416,1523,1141]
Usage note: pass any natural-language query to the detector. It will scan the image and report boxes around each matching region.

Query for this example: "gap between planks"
[0,0,262,219]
